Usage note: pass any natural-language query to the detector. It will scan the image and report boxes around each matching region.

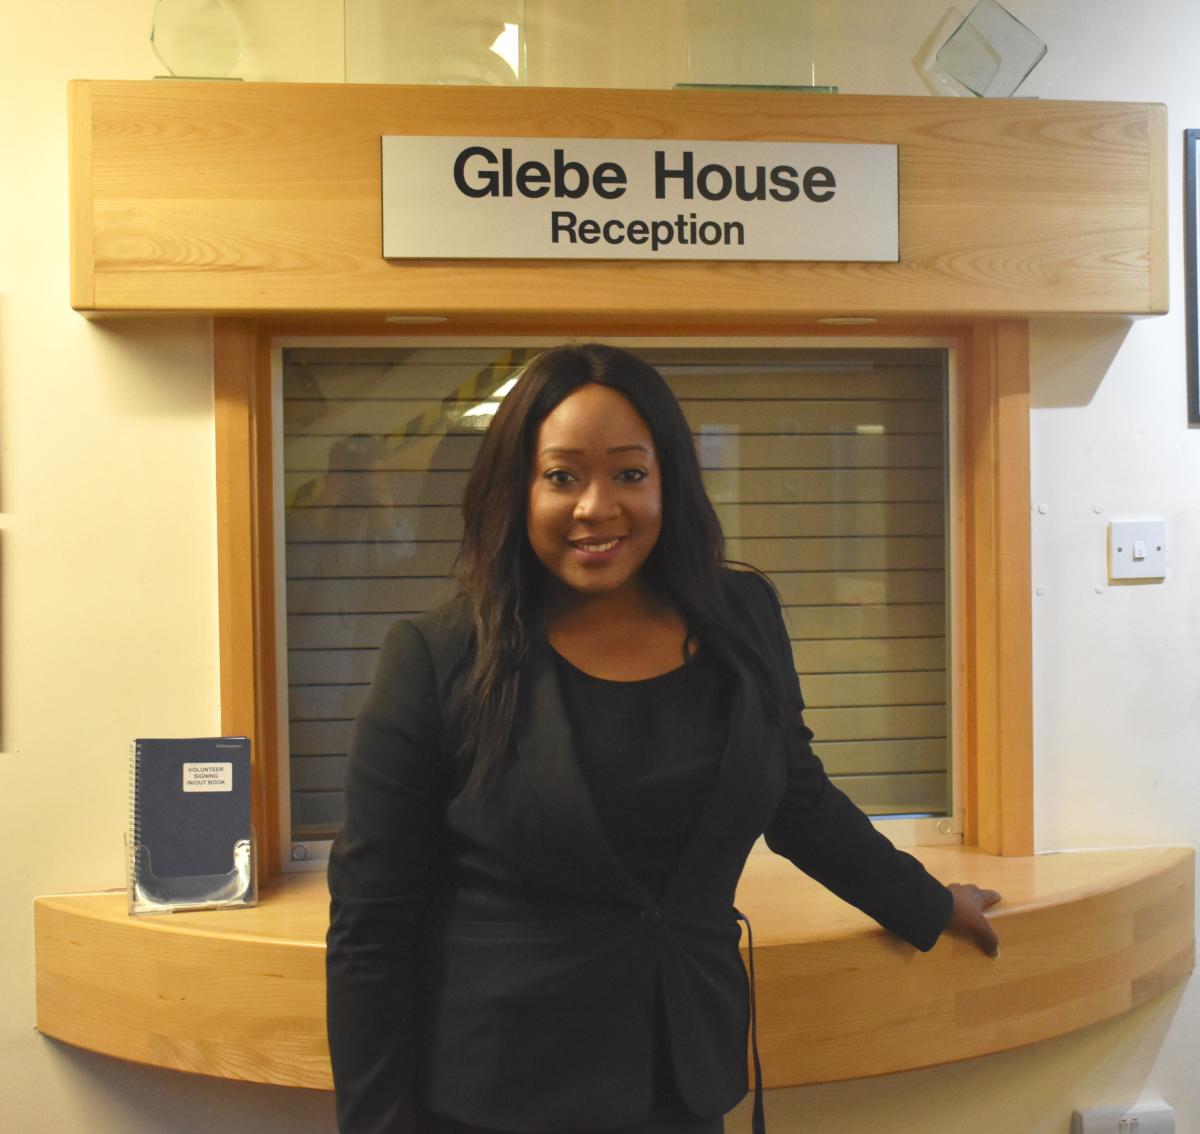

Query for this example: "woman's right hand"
[945,882,1001,957]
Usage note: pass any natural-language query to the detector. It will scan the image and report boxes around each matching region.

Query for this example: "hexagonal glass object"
[150,0,246,79]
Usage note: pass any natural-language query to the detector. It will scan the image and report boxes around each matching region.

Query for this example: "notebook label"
[182,762,234,792]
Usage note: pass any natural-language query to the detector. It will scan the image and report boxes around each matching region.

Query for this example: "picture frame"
[1184,128,1200,425]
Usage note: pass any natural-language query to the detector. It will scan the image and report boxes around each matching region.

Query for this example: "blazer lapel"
[665,641,772,886]
[514,647,654,908]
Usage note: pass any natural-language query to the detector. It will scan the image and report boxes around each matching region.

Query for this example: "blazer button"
[641,908,664,926]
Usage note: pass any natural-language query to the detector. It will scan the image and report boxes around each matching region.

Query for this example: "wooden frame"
[960,321,1033,855]
[214,321,280,871]
[215,318,1034,877]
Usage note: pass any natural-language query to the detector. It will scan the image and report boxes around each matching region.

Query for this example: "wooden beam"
[214,319,279,876]
[71,82,1166,319]
[963,321,1034,855]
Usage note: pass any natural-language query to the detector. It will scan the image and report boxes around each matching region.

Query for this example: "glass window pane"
[279,345,949,848]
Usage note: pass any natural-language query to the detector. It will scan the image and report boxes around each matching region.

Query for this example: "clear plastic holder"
[125,830,258,915]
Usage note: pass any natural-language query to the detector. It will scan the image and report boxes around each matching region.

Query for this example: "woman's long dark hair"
[457,343,787,786]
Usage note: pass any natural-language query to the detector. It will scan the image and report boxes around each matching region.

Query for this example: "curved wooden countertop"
[33,846,1194,1089]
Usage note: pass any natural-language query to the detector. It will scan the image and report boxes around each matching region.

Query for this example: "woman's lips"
[569,535,625,560]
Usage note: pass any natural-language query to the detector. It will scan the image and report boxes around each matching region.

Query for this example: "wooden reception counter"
[34,845,1193,1089]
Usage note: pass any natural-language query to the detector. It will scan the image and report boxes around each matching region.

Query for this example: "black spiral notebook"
[129,736,254,912]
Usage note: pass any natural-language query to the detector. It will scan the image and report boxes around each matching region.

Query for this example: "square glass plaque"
[935,0,1046,97]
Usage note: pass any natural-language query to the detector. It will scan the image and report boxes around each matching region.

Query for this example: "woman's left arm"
[743,571,1000,956]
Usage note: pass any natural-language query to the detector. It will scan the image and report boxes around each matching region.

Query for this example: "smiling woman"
[455,343,752,759]
[526,383,663,602]
[324,343,1000,1134]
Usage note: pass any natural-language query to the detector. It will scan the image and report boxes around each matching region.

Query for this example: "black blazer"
[326,569,953,1134]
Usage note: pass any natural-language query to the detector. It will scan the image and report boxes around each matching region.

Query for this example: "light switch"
[1109,520,1167,581]
[1072,1102,1175,1134]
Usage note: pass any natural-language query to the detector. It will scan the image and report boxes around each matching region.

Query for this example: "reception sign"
[382,136,898,262]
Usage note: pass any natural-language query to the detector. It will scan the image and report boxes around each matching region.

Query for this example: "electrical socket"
[1072,1102,1175,1134]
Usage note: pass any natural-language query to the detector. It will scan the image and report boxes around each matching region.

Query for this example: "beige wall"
[2,2,1197,1131]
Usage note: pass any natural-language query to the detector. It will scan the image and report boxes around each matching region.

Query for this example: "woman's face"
[527,383,662,601]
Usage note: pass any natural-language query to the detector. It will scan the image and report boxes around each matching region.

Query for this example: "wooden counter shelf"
[34,845,1194,1090]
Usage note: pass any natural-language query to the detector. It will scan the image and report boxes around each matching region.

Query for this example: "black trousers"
[416,1109,723,1134]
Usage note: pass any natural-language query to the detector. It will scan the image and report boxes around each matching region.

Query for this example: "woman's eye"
[617,468,648,483]
[544,469,575,487]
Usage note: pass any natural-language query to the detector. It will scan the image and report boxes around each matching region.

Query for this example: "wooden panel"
[961,322,1033,855]
[1149,111,1169,313]
[215,320,282,877]
[214,321,264,853]
[69,82,1166,319]
[33,847,1194,1090]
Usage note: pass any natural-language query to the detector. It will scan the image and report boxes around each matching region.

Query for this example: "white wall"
[1,2,1196,1132]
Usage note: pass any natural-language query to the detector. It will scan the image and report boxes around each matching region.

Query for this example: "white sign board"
[382,136,898,262]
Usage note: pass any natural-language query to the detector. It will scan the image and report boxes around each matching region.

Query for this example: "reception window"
[277,344,954,862]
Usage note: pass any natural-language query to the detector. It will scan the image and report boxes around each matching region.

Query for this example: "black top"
[553,646,733,900]
[553,646,734,1124]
